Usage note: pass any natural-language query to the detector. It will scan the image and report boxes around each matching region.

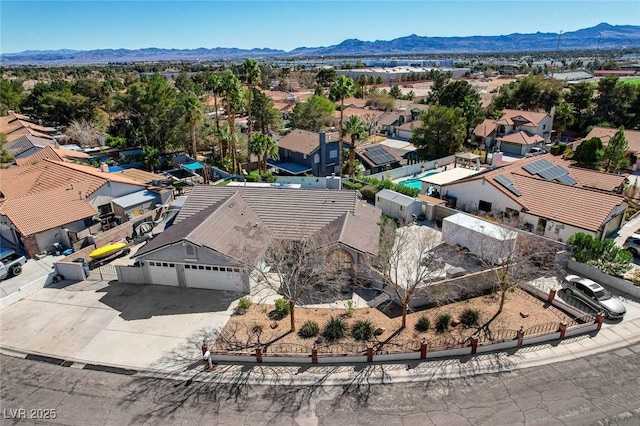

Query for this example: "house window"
[303,154,307,160]
[162,263,168,267]
[211,267,218,271]
[329,149,337,159]
[149,262,155,266]
[169,263,175,268]
[205,266,212,271]
[543,124,546,130]
[478,200,492,213]
[198,265,204,270]
[185,245,195,257]
[233,268,240,273]
[505,208,520,219]
[537,218,547,234]
[184,264,190,269]
[314,154,320,164]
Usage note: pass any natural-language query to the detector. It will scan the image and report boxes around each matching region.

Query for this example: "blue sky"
[1,1,639,54]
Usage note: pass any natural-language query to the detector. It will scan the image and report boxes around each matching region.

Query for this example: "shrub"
[460,308,480,327]
[274,298,290,316]
[351,319,374,341]
[567,232,633,276]
[343,181,363,190]
[322,316,347,340]
[345,300,356,317]
[261,171,277,183]
[298,321,320,339]
[238,296,253,311]
[435,313,452,333]
[359,184,380,200]
[251,324,263,335]
[414,316,431,332]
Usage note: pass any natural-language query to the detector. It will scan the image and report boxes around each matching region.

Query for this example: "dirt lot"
[213,288,573,353]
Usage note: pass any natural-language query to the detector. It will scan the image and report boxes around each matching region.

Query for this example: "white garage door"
[147,261,179,286]
[499,141,522,155]
[184,264,243,291]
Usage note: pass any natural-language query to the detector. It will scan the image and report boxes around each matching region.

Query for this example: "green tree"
[316,68,337,87]
[342,115,368,176]
[250,133,279,173]
[567,233,632,276]
[0,133,14,166]
[206,73,224,131]
[0,79,25,114]
[251,89,282,136]
[388,84,402,99]
[183,94,203,158]
[21,80,98,126]
[438,80,480,109]
[330,76,355,174]
[603,127,629,173]
[410,105,466,159]
[290,95,335,132]
[572,137,604,167]
[142,145,160,172]
[565,82,594,133]
[243,59,261,159]
[595,76,638,128]
[220,71,246,173]
[426,71,450,104]
[553,102,575,143]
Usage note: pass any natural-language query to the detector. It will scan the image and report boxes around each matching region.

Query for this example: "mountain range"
[2,23,639,66]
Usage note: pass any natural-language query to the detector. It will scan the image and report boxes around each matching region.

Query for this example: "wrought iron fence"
[373,339,421,354]
[427,335,465,351]
[523,321,559,338]
[477,329,519,345]
[566,314,596,329]
[264,343,311,355]
[316,342,368,355]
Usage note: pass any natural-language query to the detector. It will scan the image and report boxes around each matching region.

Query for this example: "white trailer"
[442,213,517,265]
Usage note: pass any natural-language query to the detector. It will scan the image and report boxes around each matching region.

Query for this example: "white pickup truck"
[0,248,27,281]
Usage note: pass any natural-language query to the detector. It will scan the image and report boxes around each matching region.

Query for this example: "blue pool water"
[397,171,439,190]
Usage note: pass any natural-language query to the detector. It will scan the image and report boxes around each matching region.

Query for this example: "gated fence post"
[311,344,318,364]
[595,313,605,330]
[470,337,478,354]
[420,338,427,360]
[516,326,525,347]
[547,288,557,303]
[366,344,373,363]
[558,321,567,339]
[256,346,263,363]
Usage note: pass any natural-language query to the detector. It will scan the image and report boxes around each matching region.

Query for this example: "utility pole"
[592,32,602,72]
[551,30,563,79]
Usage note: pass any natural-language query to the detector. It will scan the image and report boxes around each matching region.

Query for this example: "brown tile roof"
[509,174,625,232]
[417,194,446,205]
[497,131,545,145]
[397,120,422,131]
[496,109,549,127]
[113,168,170,185]
[4,135,55,157]
[4,127,55,142]
[473,119,497,138]
[333,107,385,121]
[0,186,97,236]
[583,127,640,153]
[313,200,380,255]
[378,112,401,126]
[277,129,333,155]
[341,97,368,108]
[15,145,65,165]
[0,159,144,200]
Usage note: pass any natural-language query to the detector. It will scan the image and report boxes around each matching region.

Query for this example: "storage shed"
[375,189,422,225]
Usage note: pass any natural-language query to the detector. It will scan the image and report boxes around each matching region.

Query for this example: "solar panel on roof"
[493,173,522,197]
[556,174,577,185]
[538,167,559,181]
[363,145,396,165]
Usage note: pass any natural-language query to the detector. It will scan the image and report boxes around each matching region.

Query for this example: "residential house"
[396,120,423,141]
[440,154,627,242]
[3,135,56,159]
[332,107,385,134]
[0,159,152,256]
[355,144,402,174]
[576,127,640,168]
[124,186,381,292]
[269,130,347,176]
[473,109,553,155]
[14,145,90,166]
[0,112,57,142]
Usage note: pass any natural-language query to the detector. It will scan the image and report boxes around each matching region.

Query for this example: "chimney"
[100,162,109,173]
[319,131,327,177]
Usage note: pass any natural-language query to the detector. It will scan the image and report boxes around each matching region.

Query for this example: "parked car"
[525,147,545,157]
[623,233,640,256]
[563,274,626,319]
[0,248,27,281]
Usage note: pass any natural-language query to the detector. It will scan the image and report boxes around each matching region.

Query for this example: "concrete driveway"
[0,280,237,370]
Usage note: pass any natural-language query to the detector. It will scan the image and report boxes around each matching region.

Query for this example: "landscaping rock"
[270,322,279,329]
[451,320,460,327]
[374,327,385,336]
[315,336,324,344]
[520,312,529,319]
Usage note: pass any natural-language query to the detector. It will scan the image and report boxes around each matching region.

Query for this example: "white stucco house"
[375,189,423,225]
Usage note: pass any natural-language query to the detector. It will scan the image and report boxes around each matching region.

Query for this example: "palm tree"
[553,101,575,143]
[243,59,261,160]
[343,115,368,176]
[221,72,245,173]
[250,133,279,173]
[330,76,355,174]
[206,74,224,132]
[183,94,202,159]
[142,145,160,173]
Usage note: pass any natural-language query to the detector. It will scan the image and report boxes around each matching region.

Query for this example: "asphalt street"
[2,345,640,426]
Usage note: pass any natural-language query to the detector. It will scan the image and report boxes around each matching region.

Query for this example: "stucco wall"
[567,259,640,298]
[442,179,521,213]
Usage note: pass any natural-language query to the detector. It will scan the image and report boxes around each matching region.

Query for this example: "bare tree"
[237,232,345,332]
[372,220,450,329]
[361,112,381,136]
[65,118,105,148]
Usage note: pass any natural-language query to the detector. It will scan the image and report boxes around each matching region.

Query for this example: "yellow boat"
[89,242,128,259]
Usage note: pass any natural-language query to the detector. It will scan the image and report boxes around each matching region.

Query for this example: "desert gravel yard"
[213,288,574,353]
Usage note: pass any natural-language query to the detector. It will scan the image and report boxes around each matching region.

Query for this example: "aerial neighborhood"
[1,26,640,421]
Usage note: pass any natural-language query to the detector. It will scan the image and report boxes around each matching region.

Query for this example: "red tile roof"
[497,131,544,145]
[583,127,640,154]
[496,109,549,127]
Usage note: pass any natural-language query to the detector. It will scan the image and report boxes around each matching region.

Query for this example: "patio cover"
[267,160,312,175]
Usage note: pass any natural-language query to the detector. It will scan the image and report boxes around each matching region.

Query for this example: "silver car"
[563,274,626,319]
[623,233,640,256]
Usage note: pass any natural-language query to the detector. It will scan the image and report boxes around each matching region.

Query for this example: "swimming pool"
[397,170,439,190]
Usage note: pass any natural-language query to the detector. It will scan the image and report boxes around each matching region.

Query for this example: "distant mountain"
[2,23,639,66]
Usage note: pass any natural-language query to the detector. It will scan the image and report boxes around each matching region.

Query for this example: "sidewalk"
[2,317,639,387]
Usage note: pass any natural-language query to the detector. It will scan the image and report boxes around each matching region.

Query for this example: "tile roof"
[313,201,380,255]
[444,154,627,232]
[378,112,401,126]
[496,109,550,127]
[4,135,56,157]
[113,168,170,185]
[397,120,422,131]
[333,107,385,121]
[341,97,369,108]
[0,186,97,236]
[5,127,55,142]
[135,192,271,264]
[175,186,375,242]
[0,159,144,200]
[15,145,64,165]
[497,130,544,145]
[473,119,497,138]
[583,127,640,153]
